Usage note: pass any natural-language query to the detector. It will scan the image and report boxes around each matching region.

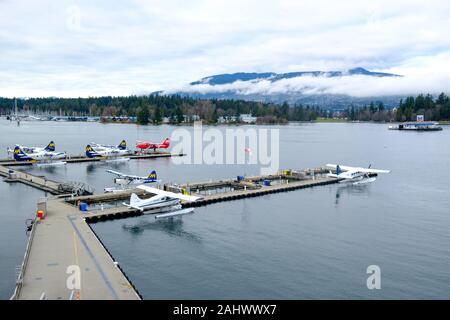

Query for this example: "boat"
[388,121,443,131]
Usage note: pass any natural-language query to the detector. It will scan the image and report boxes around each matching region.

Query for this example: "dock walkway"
[12,199,140,300]
[0,165,61,194]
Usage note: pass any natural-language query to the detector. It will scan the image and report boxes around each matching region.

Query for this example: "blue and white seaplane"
[8,141,58,158]
[326,164,390,185]
[12,145,67,166]
[85,140,131,161]
[123,185,202,219]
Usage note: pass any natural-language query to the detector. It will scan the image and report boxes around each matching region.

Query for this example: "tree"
[137,106,149,125]
[153,105,162,124]
[175,106,184,124]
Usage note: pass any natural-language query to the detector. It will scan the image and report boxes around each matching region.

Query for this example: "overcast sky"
[1,0,449,97]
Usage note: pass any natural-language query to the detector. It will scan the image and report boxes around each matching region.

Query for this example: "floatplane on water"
[104,169,160,192]
[123,185,202,219]
[85,140,132,161]
[11,144,67,166]
[326,164,391,184]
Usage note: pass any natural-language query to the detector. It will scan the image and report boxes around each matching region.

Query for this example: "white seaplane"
[7,141,57,157]
[326,164,391,184]
[123,185,202,219]
[85,140,131,161]
[104,170,160,193]
[90,140,130,153]
[12,145,67,166]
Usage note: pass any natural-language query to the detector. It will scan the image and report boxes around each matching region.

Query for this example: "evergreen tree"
[175,106,184,124]
[153,105,162,124]
[137,106,149,125]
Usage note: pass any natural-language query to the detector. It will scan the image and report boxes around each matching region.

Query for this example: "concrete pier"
[0,165,61,194]
[12,199,141,300]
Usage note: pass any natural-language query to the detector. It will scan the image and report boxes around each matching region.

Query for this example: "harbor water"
[0,120,449,299]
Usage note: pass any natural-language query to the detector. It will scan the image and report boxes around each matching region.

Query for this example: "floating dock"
[8,163,348,300]
[0,152,185,195]
[0,151,184,167]
[0,165,62,194]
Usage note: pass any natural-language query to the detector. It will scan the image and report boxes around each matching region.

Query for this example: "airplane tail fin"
[161,138,170,148]
[147,170,157,181]
[130,193,141,207]
[85,145,98,158]
[118,140,127,150]
[45,141,55,151]
[13,146,27,161]
[336,165,342,175]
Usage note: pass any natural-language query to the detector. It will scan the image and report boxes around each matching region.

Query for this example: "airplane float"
[326,164,390,184]
[123,185,202,218]
[136,138,170,152]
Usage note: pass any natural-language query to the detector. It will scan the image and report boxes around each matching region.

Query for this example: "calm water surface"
[0,120,449,299]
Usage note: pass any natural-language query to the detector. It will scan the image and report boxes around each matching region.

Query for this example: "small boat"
[389,121,443,131]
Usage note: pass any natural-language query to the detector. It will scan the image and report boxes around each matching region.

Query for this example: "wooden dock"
[11,199,141,300]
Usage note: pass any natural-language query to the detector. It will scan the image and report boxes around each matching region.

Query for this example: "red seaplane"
[136,138,170,152]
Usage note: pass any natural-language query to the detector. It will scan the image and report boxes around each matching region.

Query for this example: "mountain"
[190,67,400,85]
[168,67,404,109]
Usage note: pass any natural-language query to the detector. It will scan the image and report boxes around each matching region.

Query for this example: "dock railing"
[10,217,38,300]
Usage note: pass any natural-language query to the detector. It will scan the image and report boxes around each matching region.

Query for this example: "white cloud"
[0,0,449,97]
[173,52,450,97]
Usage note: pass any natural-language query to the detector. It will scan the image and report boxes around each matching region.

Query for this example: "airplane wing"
[326,164,390,174]
[107,170,143,180]
[106,169,127,177]
[137,185,203,202]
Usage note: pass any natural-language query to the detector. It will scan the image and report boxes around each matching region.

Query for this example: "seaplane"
[85,143,131,160]
[90,140,129,152]
[12,146,67,166]
[136,138,170,152]
[326,164,391,184]
[7,141,57,158]
[123,185,202,219]
[104,169,160,192]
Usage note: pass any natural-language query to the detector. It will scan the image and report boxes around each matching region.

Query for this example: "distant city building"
[183,114,201,122]
[239,114,257,123]
[218,116,237,123]
[162,117,170,124]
